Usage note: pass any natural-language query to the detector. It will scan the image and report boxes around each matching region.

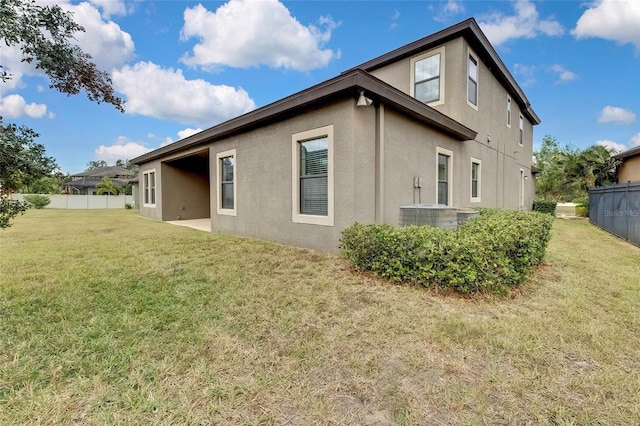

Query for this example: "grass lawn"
[1,210,639,424]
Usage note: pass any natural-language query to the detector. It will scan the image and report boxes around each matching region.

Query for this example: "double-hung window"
[216,149,236,216]
[143,169,156,207]
[292,125,334,226]
[411,47,445,105]
[467,53,478,108]
[470,158,481,202]
[519,115,524,146]
[436,147,453,206]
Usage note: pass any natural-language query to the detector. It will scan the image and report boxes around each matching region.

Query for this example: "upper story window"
[467,53,478,108]
[410,47,445,106]
[519,115,524,146]
[143,169,156,207]
[292,125,334,227]
[507,96,512,127]
[216,149,236,216]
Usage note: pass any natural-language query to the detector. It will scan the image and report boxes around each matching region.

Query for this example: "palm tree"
[95,176,122,195]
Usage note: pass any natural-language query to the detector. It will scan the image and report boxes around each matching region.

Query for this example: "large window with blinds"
[216,149,236,216]
[291,125,334,226]
[299,138,328,215]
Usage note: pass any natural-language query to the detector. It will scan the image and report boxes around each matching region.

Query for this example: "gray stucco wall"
[208,99,376,252]
[370,36,535,210]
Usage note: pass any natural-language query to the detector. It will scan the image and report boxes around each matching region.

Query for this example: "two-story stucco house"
[131,18,540,252]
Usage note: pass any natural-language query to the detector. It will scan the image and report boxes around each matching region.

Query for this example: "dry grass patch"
[1,210,639,424]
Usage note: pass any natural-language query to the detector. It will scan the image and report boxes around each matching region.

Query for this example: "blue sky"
[1,0,639,173]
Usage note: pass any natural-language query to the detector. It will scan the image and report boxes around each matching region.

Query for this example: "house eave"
[131,70,476,165]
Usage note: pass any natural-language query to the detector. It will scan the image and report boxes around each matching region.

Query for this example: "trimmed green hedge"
[23,194,51,209]
[340,209,554,295]
[533,200,557,215]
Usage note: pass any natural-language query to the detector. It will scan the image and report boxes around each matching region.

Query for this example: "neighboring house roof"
[71,166,136,179]
[64,177,128,189]
[346,18,540,126]
[613,145,640,160]
[132,69,477,165]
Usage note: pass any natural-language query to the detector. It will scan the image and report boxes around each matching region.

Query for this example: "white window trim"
[466,48,479,110]
[519,114,524,146]
[216,149,237,216]
[410,46,446,107]
[506,95,512,128]
[436,147,453,206]
[470,157,481,203]
[142,168,156,208]
[291,125,334,227]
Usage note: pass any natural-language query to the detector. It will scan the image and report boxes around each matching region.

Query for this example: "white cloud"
[514,63,536,87]
[390,10,400,30]
[597,139,627,153]
[598,106,636,124]
[94,138,152,163]
[112,61,256,126]
[572,0,640,50]
[177,128,204,139]
[0,94,50,118]
[631,133,640,147]
[551,64,577,83]
[432,0,465,23]
[180,0,339,71]
[88,0,131,18]
[62,1,135,71]
[478,0,564,46]
[1,1,134,89]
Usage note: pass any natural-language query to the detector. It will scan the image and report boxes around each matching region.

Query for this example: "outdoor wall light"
[357,90,373,107]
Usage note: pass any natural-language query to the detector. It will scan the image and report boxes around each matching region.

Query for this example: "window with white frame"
[411,47,445,105]
[143,169,156,207]
[216,149,236,216]
[507,96,512,127]
[436,147,453,206]
[519,115,524,146]
[292,125,334,226]
[470,158,481,202]
[467,52,478,108]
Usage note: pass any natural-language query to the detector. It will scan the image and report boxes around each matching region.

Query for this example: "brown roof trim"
[345,18,540,125]
[131,70,476,165]
[613,145,640,160]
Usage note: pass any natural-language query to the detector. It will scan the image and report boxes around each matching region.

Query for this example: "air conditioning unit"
[399,203,458,229]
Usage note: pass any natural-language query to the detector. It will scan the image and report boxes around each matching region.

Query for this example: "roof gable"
[346,18,540,125]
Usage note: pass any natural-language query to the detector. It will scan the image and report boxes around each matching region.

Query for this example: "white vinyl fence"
[11,194,135,209]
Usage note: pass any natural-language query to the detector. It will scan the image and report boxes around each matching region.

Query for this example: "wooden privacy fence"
[589,182,640,247]
[11,194,136,209]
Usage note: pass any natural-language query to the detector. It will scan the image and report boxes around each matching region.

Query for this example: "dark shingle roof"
[71,166,135,179]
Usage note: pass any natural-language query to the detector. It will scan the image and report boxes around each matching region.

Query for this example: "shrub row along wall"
[340,209,554,295]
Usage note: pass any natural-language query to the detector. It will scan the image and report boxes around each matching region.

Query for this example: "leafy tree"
[0,121,58,227]
[1,0,125,227]
[534,135,621,202]
[87,160,109,169]
[0,0,124,111]
[95,176,123,195]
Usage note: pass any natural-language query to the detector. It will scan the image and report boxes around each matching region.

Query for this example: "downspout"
[375,103,385,224]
